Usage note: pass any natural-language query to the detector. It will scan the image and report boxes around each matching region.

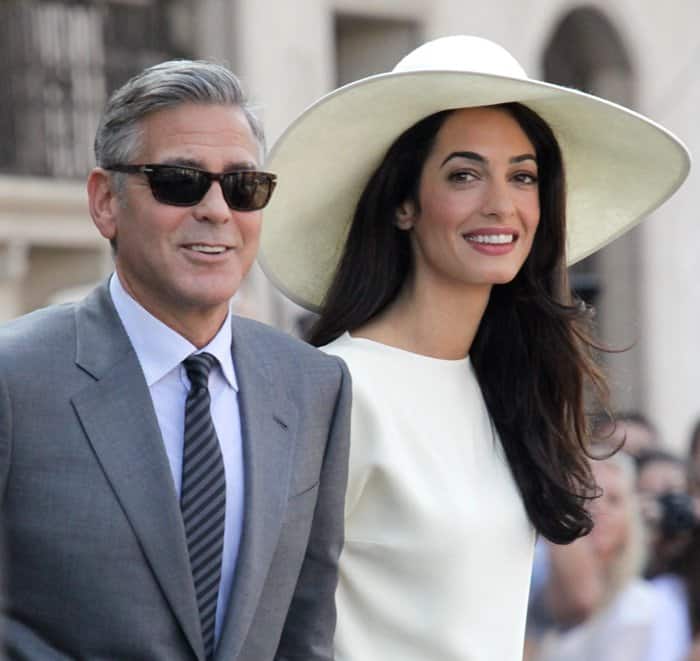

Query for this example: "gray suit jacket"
[0,281,351,660]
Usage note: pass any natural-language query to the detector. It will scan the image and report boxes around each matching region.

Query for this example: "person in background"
[524,414,665,658]
[689,637,700,661]
[645,526,698,661]
[636,449,693,578]
[637,448,699,661]
[687,417,700,500]
[594,411,661,460]
[686,420,700,659]
[259,34,689,661]
[0,60,351,660]
[525,411,659,661]
[524,536,604,660]
[638,449,689,499]
[535,454,657,661]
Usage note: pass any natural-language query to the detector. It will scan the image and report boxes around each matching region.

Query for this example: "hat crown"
[392,35,528,80]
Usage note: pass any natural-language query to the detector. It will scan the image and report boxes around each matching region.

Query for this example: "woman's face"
[589,462,631,565]
[400,106,540,294]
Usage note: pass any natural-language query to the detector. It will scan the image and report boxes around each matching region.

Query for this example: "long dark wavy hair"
[309,102,609,543]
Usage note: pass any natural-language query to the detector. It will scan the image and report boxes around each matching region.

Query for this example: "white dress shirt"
[110,273,244,643]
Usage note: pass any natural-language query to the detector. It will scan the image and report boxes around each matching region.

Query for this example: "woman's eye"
[449,170,477,183]
[514,172,539,185]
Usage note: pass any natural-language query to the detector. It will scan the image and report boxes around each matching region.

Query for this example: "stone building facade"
[1,0,698,450]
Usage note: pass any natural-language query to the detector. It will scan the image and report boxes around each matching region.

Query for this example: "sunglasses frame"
[104,163,277,211]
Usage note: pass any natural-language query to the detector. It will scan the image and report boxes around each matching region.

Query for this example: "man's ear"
[87,168,119,242]
[395,200,416,230]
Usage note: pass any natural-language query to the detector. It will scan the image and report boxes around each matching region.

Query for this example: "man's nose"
[193,181,231,223]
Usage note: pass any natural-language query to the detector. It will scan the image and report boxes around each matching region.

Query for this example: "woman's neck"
[353,277,491,360]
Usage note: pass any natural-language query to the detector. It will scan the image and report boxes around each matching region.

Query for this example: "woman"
[536,454,657,661]
[260,36,690,660]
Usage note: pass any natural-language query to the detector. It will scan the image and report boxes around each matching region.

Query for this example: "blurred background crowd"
[1,1,699,659]
[1,0,699,458]
[524,413,700,661]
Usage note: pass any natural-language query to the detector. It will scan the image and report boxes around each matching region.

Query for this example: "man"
[0,60,351,660]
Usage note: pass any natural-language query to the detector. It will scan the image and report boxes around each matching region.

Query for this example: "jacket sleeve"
[275,356,352,660]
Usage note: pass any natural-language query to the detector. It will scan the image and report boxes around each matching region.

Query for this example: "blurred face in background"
[636,456,696,576]
[589,461,632,567]
[595,419,657,459]
[637,459,687,498]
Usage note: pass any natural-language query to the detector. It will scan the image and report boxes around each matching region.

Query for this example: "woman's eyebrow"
[440,151,537,167]
[440,151,484,167]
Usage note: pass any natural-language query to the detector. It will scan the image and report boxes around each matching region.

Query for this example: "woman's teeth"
[466,234,514,244]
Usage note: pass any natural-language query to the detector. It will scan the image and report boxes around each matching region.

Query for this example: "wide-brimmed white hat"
[260,35,690,311]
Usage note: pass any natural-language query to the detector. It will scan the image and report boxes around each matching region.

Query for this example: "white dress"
[322,333,535,661]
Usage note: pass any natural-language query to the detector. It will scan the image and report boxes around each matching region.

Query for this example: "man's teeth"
[466,234,514,245]
[190,244,227,254]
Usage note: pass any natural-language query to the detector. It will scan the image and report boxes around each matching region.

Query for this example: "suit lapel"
[70,283,205,661]
[217,318,297,659]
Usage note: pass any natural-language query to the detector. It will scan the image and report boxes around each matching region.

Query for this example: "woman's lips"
[463,230,518,255]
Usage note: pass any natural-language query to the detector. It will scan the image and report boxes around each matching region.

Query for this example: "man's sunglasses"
[105,164,277,211]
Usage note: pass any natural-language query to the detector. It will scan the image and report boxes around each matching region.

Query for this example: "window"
[0,0,192,178]
[334,13,420,87]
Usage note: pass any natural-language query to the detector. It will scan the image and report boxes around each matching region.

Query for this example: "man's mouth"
[187,244,229,254]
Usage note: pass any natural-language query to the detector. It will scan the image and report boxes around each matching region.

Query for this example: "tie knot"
[183,352,218,390]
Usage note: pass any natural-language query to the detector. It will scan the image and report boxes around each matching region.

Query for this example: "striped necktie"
[181,352,226,659]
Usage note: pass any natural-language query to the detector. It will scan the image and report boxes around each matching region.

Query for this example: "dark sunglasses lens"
[222,172,275,211]
[148,167,209,206]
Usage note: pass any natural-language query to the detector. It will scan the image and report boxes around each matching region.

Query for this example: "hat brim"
[260,70,691,311]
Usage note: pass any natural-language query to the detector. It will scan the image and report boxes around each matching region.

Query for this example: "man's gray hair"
[94,59,265,169]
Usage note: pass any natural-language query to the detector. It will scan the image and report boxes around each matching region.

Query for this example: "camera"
[657,491,697,537]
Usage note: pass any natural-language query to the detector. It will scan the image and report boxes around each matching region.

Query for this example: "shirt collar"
[109,273,238,391]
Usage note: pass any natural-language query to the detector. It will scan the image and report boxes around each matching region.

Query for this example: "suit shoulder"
[232,315,346,372]
[0,302,76,359]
